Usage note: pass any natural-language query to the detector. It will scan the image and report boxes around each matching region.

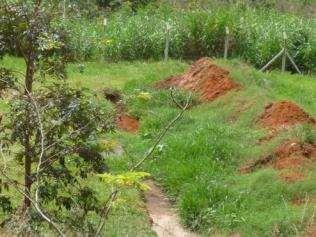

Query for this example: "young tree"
[0,0,114,234]
[1,0,64,210]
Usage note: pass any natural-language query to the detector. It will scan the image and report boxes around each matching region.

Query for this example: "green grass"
[1,56,315,236]
[67,60,188,90]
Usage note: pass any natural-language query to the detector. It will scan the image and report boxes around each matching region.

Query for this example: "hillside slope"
[0,56,315,236]
[107,59,315,236]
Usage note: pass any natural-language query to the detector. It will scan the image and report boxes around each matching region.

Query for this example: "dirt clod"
[157,57,239,102]
[258,101,315,130]
[116,114,139,133]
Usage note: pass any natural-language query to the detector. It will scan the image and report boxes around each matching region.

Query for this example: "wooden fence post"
[164,23,171,61]
[285,50,302,74]
[224,26,230,60]
[281,32,287,73]
[260,48,284,72]
[62,0,66,19]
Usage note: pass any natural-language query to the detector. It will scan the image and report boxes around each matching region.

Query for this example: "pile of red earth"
[116,114,139,133]
[241,140,316,182]
[258,101,315,130]
[157,57,239,102]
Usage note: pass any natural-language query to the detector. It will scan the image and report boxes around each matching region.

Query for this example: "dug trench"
[240,140,316,182]
[257,100,315,143]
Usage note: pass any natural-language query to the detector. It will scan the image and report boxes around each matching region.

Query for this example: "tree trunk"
[23,133,32,210]
[62,0,66,19]
[23,57,35,211]
[25,56,35,92]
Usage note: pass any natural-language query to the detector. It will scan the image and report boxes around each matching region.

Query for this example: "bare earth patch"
[144,180,198,237]
[116,114,139,133]
[240,140,316,182]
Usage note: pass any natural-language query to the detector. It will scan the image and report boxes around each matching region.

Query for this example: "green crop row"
[64,4,315,73]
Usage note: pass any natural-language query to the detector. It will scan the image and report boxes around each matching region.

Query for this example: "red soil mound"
[116,114,139,133]
[307,226,316,237]
[274,140,316,169]
[157,57,239,102]
[240,140,316,182]
[258,101,315,129]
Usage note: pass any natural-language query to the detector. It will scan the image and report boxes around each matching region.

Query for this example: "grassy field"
[1,56,315,236]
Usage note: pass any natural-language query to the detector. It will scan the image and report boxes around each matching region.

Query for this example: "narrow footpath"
[144,180,198,237]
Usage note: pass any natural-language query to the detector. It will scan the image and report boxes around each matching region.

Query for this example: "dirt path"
[144,180,198,237]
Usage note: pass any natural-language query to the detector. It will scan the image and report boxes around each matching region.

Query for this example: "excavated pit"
[102,87,140,133]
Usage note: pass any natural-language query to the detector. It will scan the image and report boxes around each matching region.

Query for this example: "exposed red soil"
[279,170,304,182]
[240,140,316,182]
[102,88,140,133]
[308,230,316,237]
[116,114,139,133]
[292,195,316,206]
[157,57,239,102]
[307,225,316,237]
[258,101,315,130]
[274,141,316,168]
